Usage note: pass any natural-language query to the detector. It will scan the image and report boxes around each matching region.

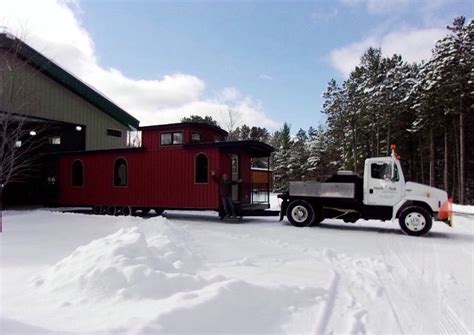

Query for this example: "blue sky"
[2,0,473,131]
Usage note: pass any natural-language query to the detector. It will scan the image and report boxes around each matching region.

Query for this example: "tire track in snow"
[315,271,340,334]
[376,232,471,334]
[194,229,372,334]
[377,233,441,333]
[317,249,374,334]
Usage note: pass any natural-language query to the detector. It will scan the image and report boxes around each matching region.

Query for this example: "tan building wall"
[0,51,130,151]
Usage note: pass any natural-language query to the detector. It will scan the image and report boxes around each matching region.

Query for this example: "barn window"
[72,160,84,187]
[114,158,128,186]
[107,129,122,138]
[49,136,61,145]
[195,153,208,183]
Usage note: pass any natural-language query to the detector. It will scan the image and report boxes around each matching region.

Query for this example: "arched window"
[72,160,84,187]
[114,158,128,186]
[195,153,208,183]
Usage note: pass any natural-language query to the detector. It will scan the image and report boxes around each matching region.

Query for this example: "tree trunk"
[452,150,457,201]
[0,185,3,233]
[459,98,465,204]
[352,117,357,174]
[429,128,435,187]
[453,119,460,202]
[444,122,449,191]
[386,125,391,156]
[376,125,380,157]
[420,134,424,184]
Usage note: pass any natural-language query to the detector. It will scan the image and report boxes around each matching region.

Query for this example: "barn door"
[230,154,240,202]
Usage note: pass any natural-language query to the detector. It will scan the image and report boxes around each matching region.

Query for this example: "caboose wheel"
[92,206,101,215]
[107,206,117,216]
[122,206,132,216]
[100,206,108,215]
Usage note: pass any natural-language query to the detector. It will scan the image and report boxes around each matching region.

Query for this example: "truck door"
[366,161,403,207]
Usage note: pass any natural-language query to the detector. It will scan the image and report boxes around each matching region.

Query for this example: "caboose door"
[230,154,240,202]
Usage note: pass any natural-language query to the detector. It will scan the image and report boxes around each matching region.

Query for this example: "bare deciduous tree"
[0,31,48,231]
[220,104,242,140]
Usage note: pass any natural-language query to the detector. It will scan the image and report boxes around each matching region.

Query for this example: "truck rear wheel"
[287,200,315,227]
[399,206,432,236]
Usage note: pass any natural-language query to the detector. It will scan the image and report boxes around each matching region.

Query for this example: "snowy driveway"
[1,209,473,334]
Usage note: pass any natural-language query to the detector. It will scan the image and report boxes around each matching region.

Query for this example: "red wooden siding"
[56,123,259,210]
[58,147,227,209]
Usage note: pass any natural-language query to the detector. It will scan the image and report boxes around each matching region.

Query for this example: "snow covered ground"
[1,198,473,334]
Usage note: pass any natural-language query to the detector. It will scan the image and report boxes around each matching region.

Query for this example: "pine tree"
[272,123,292,192]
[289,129,309,180]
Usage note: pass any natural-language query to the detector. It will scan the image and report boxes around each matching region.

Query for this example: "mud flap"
[278,196,289,221]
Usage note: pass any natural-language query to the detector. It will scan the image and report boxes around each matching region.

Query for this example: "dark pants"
[221,196,236,217]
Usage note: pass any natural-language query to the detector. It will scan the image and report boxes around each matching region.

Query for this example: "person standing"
[211,171,240,218]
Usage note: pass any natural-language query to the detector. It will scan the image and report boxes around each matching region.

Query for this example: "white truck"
[279,149,449,236]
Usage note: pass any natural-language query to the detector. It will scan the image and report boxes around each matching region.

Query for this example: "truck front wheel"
[287,200,315,227]
[399,206,432,236]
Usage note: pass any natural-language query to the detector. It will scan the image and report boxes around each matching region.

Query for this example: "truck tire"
[287,200,315,227]
[399,206,432,236]
[311,204,323,226]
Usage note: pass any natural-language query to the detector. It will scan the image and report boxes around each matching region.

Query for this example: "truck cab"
[280,151,449,236]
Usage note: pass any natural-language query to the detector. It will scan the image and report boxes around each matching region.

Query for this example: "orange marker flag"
[438,198,453,222]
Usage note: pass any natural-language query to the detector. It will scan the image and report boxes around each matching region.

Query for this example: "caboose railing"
[251,183,270,204]
[238,183,270,204]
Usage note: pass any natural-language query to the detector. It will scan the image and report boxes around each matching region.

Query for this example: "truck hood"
[405,182,448,203]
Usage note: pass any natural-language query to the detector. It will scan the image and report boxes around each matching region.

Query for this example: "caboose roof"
[185,140,274,157]
[139,122,228,137]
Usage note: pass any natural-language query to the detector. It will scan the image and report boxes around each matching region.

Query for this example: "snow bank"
[32,218,217,302]
[27,214,324,333]
[453,203,474,214]
[134,279,323,334]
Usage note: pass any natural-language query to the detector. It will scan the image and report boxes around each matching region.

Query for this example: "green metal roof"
[0,33,139,129]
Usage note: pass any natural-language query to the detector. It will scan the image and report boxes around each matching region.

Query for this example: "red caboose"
[55,122,273,218]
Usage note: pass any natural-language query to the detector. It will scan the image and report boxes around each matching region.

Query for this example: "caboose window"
[161,133,172,145]
[161,132,183,145]
[195,153,208,183]
[114,158,128,186]
[192,132,201,142]
[72,160,84,187]
[173,132,183,144]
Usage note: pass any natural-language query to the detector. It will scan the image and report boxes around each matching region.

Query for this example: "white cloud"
[218,87,242,102]
[0,0,278,129]
[339,0,410,13]
[258,73,273,81]
[329,27,446,77]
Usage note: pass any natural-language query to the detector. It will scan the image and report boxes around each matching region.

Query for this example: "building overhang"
[0,33,139,129]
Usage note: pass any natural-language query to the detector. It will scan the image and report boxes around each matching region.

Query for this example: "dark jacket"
[213,175,238,197]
